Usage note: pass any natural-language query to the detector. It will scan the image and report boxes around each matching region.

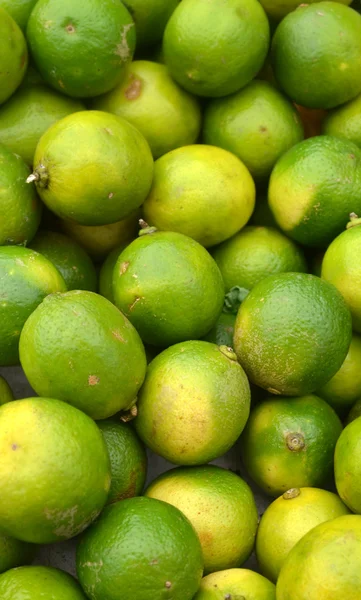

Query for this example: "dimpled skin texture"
[0,144,41,246]
[19,291,147,420]
[334,418,361,514]
[145,465,258,574]
[0,8,28,105]
[0,246,66,366]
[271,3,361,109]
[0,398,110,544]
[0,566,88,599]
[234,273,352,396]
[163,0,270,98]
[32,111,153,226]
[135,341,251,465]
[193,568,276,600]
[276,515,361,599]
[268,136,361,248]
[26,0,136,98]
[113,231,224,346]
[76,497,203,600]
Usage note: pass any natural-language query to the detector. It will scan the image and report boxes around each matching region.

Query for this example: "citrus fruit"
[99,246,125,303]
[0,0,37,31]
[0,376,13,405]
[317,334,361,416]
[233,272,352,395]
[259,0,351,22]
[346,398,361,424]
[256,487,350,582]
[145,465,258,573]
[0,143,41,246]
[0,534,34,574]
[335,416,361,513]
[163,0,270,98]
[212,226,307,293]
[29,111,153,226]
[122,0,179,48]
[97,420,147,504]
[322,92,361,148]
[26,0,135,98]
[135,341,250,465]
[0,245,66,366]
[0,566,87,599]
[203,80,304,179]
[321,215,361,332]
[0,397,110,543]
[143,145,255,248]
[276,515,361,599]
[268,136,361,247]
[29,230,97,292]
[61,210,139,262]
[271,3,361,109]
[93,60,201,159]
[193,569,276,600]
[294,104,327,139]
[0,85,84,165]
[241,394,343,496]
[19,290,147,420]
[202,312,236,348]
[0,8,28,105]
[112,229,224,346]
[76,496,203,600]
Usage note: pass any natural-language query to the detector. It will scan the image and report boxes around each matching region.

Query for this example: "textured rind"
[0,565,87,599]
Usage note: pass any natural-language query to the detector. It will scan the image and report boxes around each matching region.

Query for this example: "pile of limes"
[1,0,361,598]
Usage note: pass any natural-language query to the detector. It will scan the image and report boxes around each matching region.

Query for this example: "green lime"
[193,569,276,600]
[0,0,37,31]
[122,0,179,48]
[260,0,351,22]
[0,7,28,105]
[203,80,303,179]
[335,417,361,513]
[0,85,84,165]
[163,0,270,97]
[322,92,361,148]
[241,395,343,496]
[271,3,361,109]
[27,0,135,98]
[0,397,110,543]
[76,496,203,600]
[19,290,147,420]
[202,312,236,348]
[0,534,34,574]
[0,566,87,599]
[29,111,153,226]
[97,420,147,504]
[29,230,97,292]
[0,376,13,405]
[135,341,250,465]
[99,246,125,303]
[146,465,258,573]
[143,145,255,248]
[0,246,66,366]
[256,487,350,582]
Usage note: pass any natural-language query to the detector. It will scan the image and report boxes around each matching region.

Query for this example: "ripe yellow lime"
[322,92,361,148]
[143,145,255,248]
[0,566,87,599]
[193,569,275,599]
[0,7,28,105]
[256,487,350,582]
[0,376,13,406]
[334,416,361,514]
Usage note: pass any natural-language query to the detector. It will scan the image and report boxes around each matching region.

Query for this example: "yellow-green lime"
[212,226,306,293]
[0,245,66,366]
[268,136,361,247]
[256,487,350,582]
[122,0,179,48]
[259,0,351,22]
[113,229,224,346]
[276,515,361,599]
[241,395,343,496]
[135,341,250,465]
[323,92,361,148]
[0,143,41,245]
[346,399,361,424]
[29,111,153,225]
[145,465,258,574]
[317,334,361,416]
[202,312,236,348]
[0,85,84,165]
[203,80,303,179]
[0,397,110,543]
[143,145,255,248]
[76,496,204,600]
[0,8,28,105]
[321,215,361,332]
[335,417,361,513]
[99,246,126,303]
[0,0,37,31]
[27,0,135,98]
[193,569,276,600]
[0,376,13,405]
[163,0,270,98]
[19,290,147,420]
[233,273,352,396]
[30,230,97,292]
[0,566,87,599]
[0,534,34,574]
[97,420,147,504]
[271,3,361,109]
[93,60,201,159]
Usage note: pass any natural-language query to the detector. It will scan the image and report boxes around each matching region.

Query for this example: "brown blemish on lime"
[150,558,158,565]
[11,444,19,451]
[283,488,301,500]
[259,126,267,133]
[129,297,140,311]
[286,432,305,451]
[165,581,172,589]
[88,375,100,386]
[104,128,113,136]
[65,23,76,33]
[112,329,124,342]
[115,23,134,61]
[120,261,129,275]
[125,76,142,100]
[108,192,114,199]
